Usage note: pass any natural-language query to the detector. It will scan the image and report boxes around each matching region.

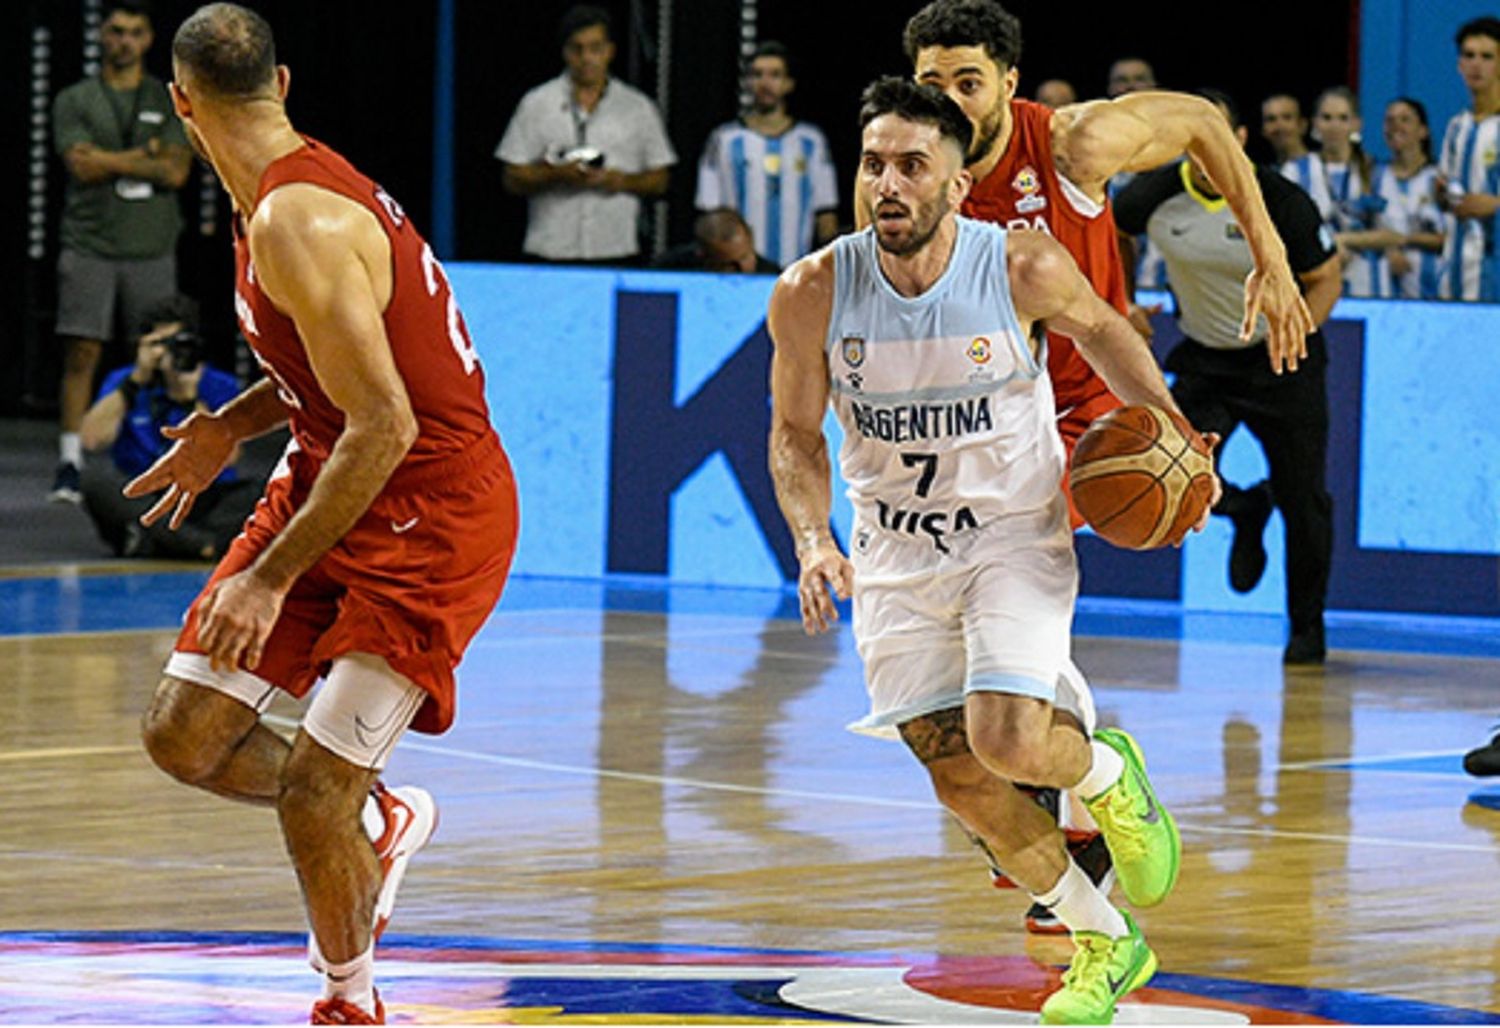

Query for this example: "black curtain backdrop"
[6,0,1353,413]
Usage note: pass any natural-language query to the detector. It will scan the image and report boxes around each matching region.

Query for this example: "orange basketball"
[1067,405,1216,550]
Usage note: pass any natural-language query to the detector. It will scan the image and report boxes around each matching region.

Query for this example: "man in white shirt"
[496,5,676,263]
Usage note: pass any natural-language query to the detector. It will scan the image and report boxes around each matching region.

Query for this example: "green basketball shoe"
[1039,911,1157,1025]
[1083,728,1180,908]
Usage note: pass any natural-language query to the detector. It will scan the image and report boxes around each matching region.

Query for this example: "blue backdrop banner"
[449,264,1500,618]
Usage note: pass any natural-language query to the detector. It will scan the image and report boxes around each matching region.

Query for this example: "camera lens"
[167,330,204,371]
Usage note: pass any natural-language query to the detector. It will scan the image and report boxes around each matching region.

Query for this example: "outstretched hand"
[797,540,854,635]
[124,411,238,530]
[1242,264,1315,374]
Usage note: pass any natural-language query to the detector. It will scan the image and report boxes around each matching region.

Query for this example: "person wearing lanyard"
[49,0,192,505]
[495,4,677,264]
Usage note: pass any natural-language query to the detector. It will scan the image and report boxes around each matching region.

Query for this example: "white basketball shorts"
[845,493,1084,739]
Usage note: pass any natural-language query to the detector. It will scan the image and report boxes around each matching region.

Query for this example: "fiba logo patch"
[842,336,866,368]
[967,337,992,364]
[1013,164,1047,214]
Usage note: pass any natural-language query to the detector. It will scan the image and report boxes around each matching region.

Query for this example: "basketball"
[1068,405,1216,550]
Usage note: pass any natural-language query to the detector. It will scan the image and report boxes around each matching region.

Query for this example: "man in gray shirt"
[50,0,192,503]
[1115,89,1343,665]
[495,4,676,263]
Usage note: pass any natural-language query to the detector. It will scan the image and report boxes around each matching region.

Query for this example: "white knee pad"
[301,653,425,771]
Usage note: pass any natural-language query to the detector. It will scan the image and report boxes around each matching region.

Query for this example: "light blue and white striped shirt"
[1371,162,1444,300]
[1281,154,1385,297]
[695,119,838,267]
[1438,109,1500,301]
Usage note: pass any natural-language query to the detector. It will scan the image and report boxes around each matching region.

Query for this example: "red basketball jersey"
[232,138,495,468]
[962,99,1128,411]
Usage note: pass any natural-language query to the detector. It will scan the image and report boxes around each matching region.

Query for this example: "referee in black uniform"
[1114,89,1343,665]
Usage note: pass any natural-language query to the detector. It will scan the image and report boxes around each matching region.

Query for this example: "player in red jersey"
[848,0,1313,938]
[131,5,517,1023]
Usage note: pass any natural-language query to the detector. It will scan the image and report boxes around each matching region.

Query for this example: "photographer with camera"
[78,294,259,559]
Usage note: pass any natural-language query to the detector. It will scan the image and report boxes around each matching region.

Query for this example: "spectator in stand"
[1261,93,1311,165]
[1282,87,1382,296]
[1436,16,1500,301]
[1371,97,1445,299]
[652,208,778,273]
[1106,57,1156,98]
[496,4,676,264]
[1034,78,1077,109]
[695,41,839,267]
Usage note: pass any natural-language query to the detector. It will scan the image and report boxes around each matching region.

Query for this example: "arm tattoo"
[898,705,971,763]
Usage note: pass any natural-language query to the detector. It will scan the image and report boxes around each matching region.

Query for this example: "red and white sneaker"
[308,784,439,971]
[371,783,438,940]
[311,991,385,1024]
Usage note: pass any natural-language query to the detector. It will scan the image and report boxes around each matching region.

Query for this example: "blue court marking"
[1468,787,1500,811]
[1318,753,1467,776]
[3,569,1499,660]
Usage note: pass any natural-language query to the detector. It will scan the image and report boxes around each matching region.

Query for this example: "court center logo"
[0,931,1482,1025]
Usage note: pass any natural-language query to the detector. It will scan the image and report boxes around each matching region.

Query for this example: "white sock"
[59,433,82,467]
[1074,739,1125,801]
[1033,860,1128,938]
[322,943,377,1015]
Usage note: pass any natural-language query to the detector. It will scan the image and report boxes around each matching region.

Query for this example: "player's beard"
[966,96,1006,167]
[873,191,951,257]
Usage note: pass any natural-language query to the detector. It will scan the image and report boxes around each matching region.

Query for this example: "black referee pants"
[1165,333,1333,631]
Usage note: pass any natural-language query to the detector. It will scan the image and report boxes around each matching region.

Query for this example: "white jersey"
[1438,109,1500,301]
[826,218,1063,560]
[696,119,838,267]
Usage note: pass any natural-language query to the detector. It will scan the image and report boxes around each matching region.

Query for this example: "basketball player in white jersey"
[767,77,1219,1024]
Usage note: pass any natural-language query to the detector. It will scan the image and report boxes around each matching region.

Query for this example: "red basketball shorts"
[175,432,519,735]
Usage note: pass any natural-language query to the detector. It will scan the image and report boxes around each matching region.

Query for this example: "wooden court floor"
[2,566,1500,1024]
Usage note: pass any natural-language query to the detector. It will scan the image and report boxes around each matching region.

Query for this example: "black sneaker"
[1283,621,1327,666]
[1228,483,1273,593]
[1025,833,1117,935]
[48,462,82,504]
[1464,734,1500,777]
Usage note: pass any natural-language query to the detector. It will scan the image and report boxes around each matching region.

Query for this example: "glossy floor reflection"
[2,570,1499,1024]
